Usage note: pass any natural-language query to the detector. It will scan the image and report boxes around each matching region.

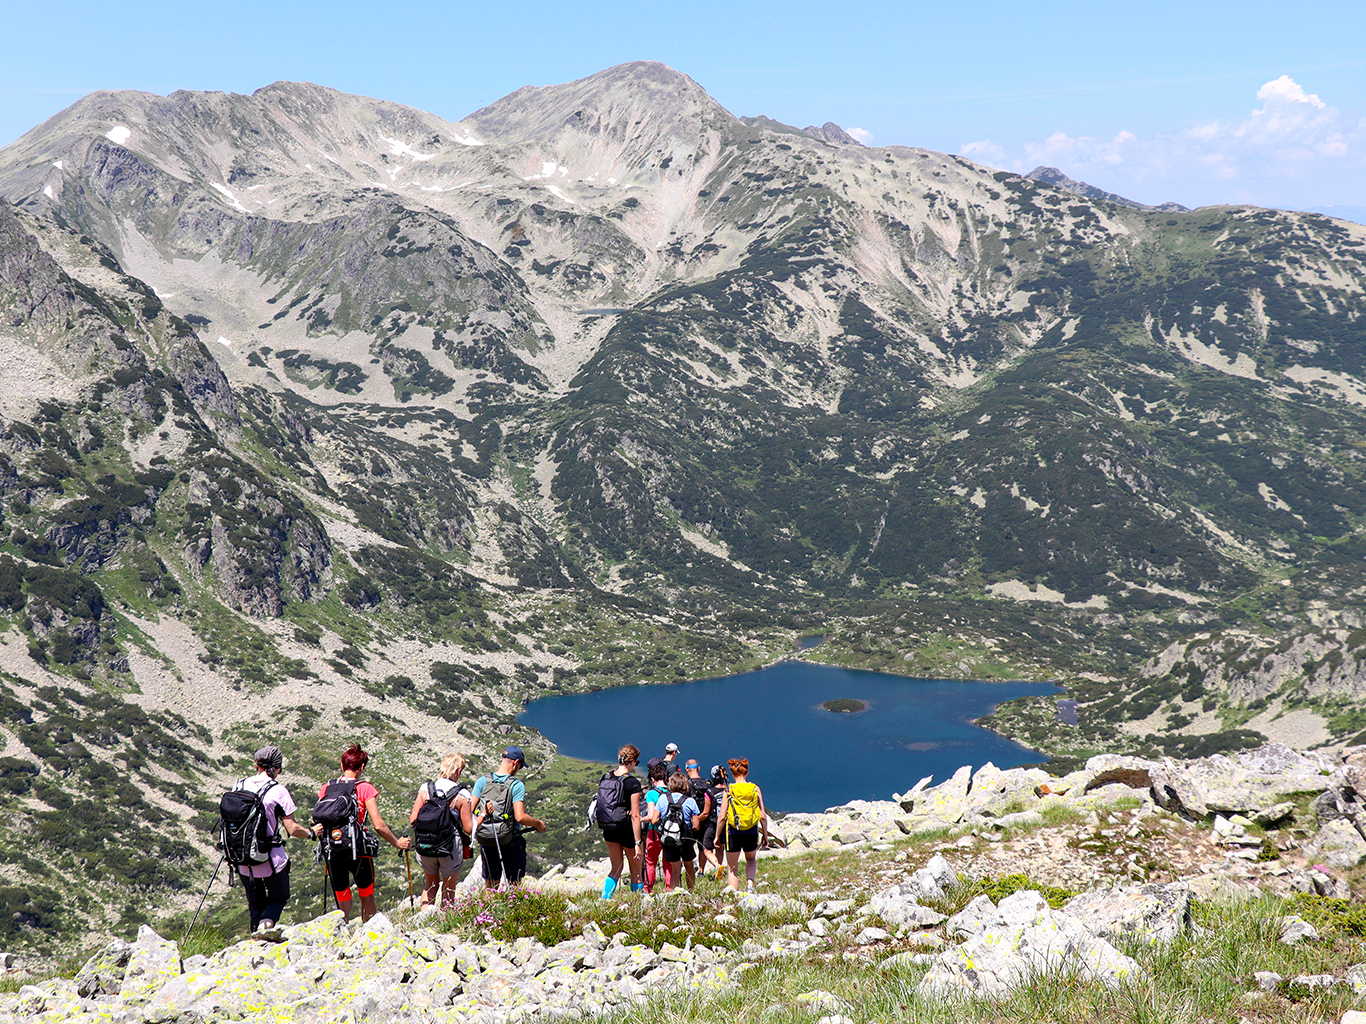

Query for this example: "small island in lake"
[822,698,868,713]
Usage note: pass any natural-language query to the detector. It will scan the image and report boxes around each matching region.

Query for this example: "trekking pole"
[181,855,224,947]
[404,849,415,910]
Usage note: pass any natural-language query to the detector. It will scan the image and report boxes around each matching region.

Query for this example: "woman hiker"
[717,757,769,892]
[596,744,645,898]
[640,760,669,894]
[312,744,411,923]
[408,752,475,909]
[649,770,703,892]
[231,745,314,938]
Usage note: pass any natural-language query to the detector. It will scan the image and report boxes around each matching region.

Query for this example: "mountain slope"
[3,62,1366,948]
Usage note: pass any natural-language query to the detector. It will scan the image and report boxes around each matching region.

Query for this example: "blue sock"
[630,882,643,892]
[602,876,618,899]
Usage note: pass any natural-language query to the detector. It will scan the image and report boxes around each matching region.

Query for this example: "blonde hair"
[440,752,466,780]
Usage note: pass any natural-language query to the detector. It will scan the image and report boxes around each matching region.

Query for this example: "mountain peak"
[1027,165,1189,213]
[464,61,733,144]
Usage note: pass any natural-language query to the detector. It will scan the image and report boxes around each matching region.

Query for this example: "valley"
[1,60,1366,951]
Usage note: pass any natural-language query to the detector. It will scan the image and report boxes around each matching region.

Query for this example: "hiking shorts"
[724,826,760,853]
[599,822,636,848]
[661,839,695,864]
[327,849,375,899]
[479,836,527,884]
[418,847,465,880]
[701,822,718,851]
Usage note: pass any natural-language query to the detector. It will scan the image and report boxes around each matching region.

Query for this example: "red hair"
[341,744,368,772]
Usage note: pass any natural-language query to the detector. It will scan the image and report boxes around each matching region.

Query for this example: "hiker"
[471,745,545,890]
[649,771,703,891]
[596,743,644,898]
[640,760,669,893]
[708,764,729,866]
[717,757,769,891]
[224,745,313,936]
[408,752,475,909]
[685,760,719,874]
[661,742,683,777]
[312,744,411,923]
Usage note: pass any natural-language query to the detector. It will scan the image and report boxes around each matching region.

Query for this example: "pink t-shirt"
[318,778,378,826]
[235,772,297,879]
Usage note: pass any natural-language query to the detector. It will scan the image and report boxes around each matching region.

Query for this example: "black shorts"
[701,822,718,851]
[662,839,696,863]
[326,848,375,898]
[480,836,527,884]
[724,826,760,853]
[600,823,637,848]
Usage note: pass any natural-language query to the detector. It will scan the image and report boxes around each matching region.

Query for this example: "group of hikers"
[218,742,543,935]
[592,743,770,899]
[217,738,766,937]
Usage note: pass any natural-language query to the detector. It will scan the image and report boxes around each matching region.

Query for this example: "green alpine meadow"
[1,61,1366,963]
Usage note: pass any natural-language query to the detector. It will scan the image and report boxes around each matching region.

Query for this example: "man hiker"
[661,742,683,777]
[471,746,545,889]
[684,759,718,874]
[231,745,313,937]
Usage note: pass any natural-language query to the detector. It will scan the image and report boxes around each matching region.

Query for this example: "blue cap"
[503,745,526,765]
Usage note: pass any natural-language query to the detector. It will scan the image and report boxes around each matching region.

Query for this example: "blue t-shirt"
[655,793,700,824]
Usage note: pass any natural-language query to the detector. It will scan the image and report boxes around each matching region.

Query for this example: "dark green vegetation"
[822,698,867,713]
[2,65,1366,954]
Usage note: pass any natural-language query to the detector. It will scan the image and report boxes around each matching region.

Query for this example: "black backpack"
[689,779,715,824]
[413,779,467,857]
[594,773,632,830]
[218,779,281,870]
[312,778,362,856]
[660,792,691,851]
[474,774,518,845]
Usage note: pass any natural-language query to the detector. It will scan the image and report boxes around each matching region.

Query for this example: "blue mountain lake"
[518,661,1057,813]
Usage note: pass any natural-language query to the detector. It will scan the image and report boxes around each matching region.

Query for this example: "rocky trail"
[5,743,1366,1022]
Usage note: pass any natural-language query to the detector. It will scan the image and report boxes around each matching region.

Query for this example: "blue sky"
[4,0,1364,215]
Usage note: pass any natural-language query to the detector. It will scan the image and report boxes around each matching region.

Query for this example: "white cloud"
[1256,74,1325,110]
[848,127,872,142]
[958,76,1366,209]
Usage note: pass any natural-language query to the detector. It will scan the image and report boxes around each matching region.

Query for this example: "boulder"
[116,926,181,1006]
[1304,819,1366,870]
[74,936,132,997]
[919,891,1142,1000]
[1062,883,1193,945]
[1150,745,1336,818]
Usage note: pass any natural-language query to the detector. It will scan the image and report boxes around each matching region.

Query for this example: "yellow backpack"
[727,782,762,830]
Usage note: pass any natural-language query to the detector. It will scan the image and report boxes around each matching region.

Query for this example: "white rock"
[1279,915,1320,945]
[1304,819,1366,870]
[1062,882,1192,945]
[920,891,1142,1000]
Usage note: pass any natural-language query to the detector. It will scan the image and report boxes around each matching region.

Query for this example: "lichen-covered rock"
[920,891,1142,1000]
[1303,819,1366,870]
[1062,882,1193,945]
[73,937,132,997]
[117,926,181,1006]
